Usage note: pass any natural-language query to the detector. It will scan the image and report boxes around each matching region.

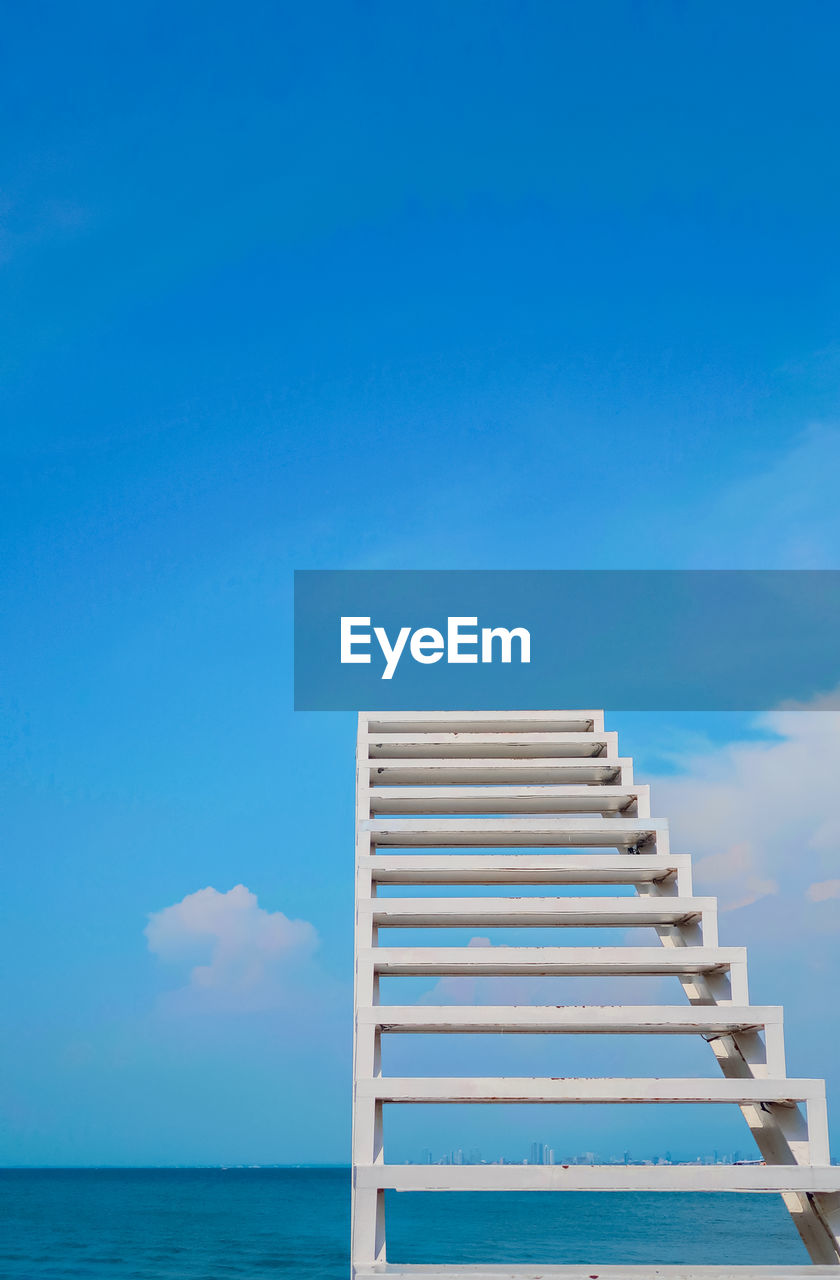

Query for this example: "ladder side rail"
[352,713,386,1275]
[639,876,840,1264]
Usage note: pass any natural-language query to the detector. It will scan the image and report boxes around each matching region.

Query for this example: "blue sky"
[2,1,840,1166]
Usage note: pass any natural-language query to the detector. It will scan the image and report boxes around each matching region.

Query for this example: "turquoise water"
[0,1168,810,1278]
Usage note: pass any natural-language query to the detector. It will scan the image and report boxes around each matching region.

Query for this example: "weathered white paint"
[368,784,650,816]
[363,731,619,760]
[363,711,605,734]
[357,1165,840,1194]
[350,709,840,1278]
[361,1004,781,1037]
[360,853,689,890]
[366,758,633,785]
[361,1077,824,1108]
[362,815,667,850]
[354,1266,840,1279]
[363,895,716,940]
[364,947,746,1000]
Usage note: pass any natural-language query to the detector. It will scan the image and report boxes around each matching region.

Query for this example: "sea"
[0,1168,811,1278]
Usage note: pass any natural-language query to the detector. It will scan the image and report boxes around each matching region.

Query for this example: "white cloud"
[808,879,840,903]
[145,885,318,1008]
[692,841,779,913]
[652,706,840,924]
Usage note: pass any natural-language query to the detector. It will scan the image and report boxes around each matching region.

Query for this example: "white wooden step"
[356,1165,840,1193]
[360,1005,781,1036]
[366,946,743,984]
[364,897,713,930]
[361,854,690,891]
[368,786,648,817]
[361,1077,822,1106]
[367,759,631,786]
[363,711,604,734]
[355,1266,840,1278]
[362,817,666,850]
[364,734,617,760]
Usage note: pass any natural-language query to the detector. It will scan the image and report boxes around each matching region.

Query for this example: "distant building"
[529,1142,554,1166]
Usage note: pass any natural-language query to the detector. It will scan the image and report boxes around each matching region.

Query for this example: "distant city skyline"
[414,1146,754,1168]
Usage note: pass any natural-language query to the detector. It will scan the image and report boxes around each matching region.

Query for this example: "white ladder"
[351,710,840,1279]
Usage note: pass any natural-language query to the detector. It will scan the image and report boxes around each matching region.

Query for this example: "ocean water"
[0,1168,810,1278]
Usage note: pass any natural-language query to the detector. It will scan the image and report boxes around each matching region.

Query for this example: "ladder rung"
[364,733,617,760]
[368,785,646,816]
[362,817,666,849]
[360,1077,822,1104]
[366,945,743,978]
[361,854,689,888]
[363,711,603,735]
[355,1265,840,1278]
[364,897,712,929]
[356,1164,840,1193]
[360,1005,780,1035]
[367,759,630,785]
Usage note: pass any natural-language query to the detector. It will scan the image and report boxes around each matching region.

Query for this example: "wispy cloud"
[653,702,840,927]
[685,424,840,569]
[807,879,840,904]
